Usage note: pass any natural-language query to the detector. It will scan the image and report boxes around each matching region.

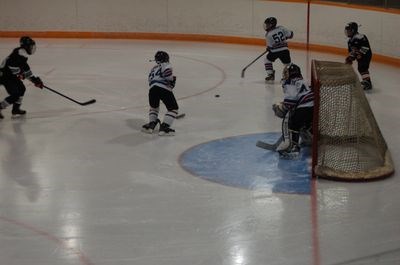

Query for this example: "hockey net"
[311,60,394,181]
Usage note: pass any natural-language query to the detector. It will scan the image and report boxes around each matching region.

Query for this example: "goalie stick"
[256,136,283,151]
[241,50,267,78]
[44,85,96,106]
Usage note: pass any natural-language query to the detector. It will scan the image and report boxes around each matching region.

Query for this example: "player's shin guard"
[264,60,274,81]
[163,110,177,125]
[148,107,159,122]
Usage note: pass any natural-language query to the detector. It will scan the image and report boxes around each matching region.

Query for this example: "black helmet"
[345,22,358,37]
[20,36,36,55]
[288,64,301,78]
[154,51,169,63]
[263,17,277,31]
[283,63,302,80]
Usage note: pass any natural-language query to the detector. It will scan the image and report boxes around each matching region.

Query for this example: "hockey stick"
[256,136,283,151]
[44,85,96,106]
[176,113,186,119]
[241,50,267,78]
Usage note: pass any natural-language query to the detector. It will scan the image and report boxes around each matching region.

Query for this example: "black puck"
[215,94,220,97]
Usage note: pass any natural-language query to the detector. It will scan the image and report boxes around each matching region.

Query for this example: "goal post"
[311,60,394,181]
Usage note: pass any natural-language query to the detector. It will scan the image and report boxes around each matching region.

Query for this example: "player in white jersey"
[272,64,313,159]
[263,17,293,82]
[142,51,178,136]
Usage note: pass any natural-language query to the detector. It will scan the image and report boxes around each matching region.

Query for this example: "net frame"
[311,60,394,181]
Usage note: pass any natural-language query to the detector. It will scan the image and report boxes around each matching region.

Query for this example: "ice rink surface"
[0,38,399,265]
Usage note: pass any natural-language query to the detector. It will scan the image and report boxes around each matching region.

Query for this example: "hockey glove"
[345,56,354,65]
[30,76,44,89]
[169,76,176,88]
[17,73,25,80]
[355,51,363,60]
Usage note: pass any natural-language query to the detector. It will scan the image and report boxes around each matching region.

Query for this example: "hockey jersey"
[347,33,372,58]
[282,77,314,110]
[148,62,174,92]
[0,47,33,79]
[265,26,293,53]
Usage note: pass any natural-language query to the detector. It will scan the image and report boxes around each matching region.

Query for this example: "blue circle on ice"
[179,132,311,194]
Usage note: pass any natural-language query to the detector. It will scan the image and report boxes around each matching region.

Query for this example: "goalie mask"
[20,36,36,55]
[283,64,302,80]
[154,51,169,64]
[345,22,358,38]
[263,17,277,31]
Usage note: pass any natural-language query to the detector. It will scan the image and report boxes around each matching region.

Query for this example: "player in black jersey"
[0,36,44,119]
[345,22,373,90]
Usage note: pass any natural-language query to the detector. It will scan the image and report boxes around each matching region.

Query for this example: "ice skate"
[278,144,300,160]
[11,105,26,118]
[158,123,175,136]
[361,80,372,90]
[141,119,160,134]
[265,70,275,82]
[0,110,4,119]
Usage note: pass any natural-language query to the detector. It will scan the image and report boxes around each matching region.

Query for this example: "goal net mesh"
[311,60,394,181]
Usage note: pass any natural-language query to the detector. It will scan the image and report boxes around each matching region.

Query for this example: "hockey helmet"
[154,51,169,64]
[283,63,302,80]
[20,36,36,55]
[263,17,277,31]
[345,22,358,37]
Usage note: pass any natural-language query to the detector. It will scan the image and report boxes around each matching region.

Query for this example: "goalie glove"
[272,102,288,119]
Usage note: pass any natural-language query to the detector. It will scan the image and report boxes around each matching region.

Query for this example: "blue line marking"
[180,132,311,194]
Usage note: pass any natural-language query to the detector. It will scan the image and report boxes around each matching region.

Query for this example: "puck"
[215,94,220,97]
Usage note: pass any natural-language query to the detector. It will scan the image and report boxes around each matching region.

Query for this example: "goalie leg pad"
[276,112,291,151]
[299,127,313,146]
